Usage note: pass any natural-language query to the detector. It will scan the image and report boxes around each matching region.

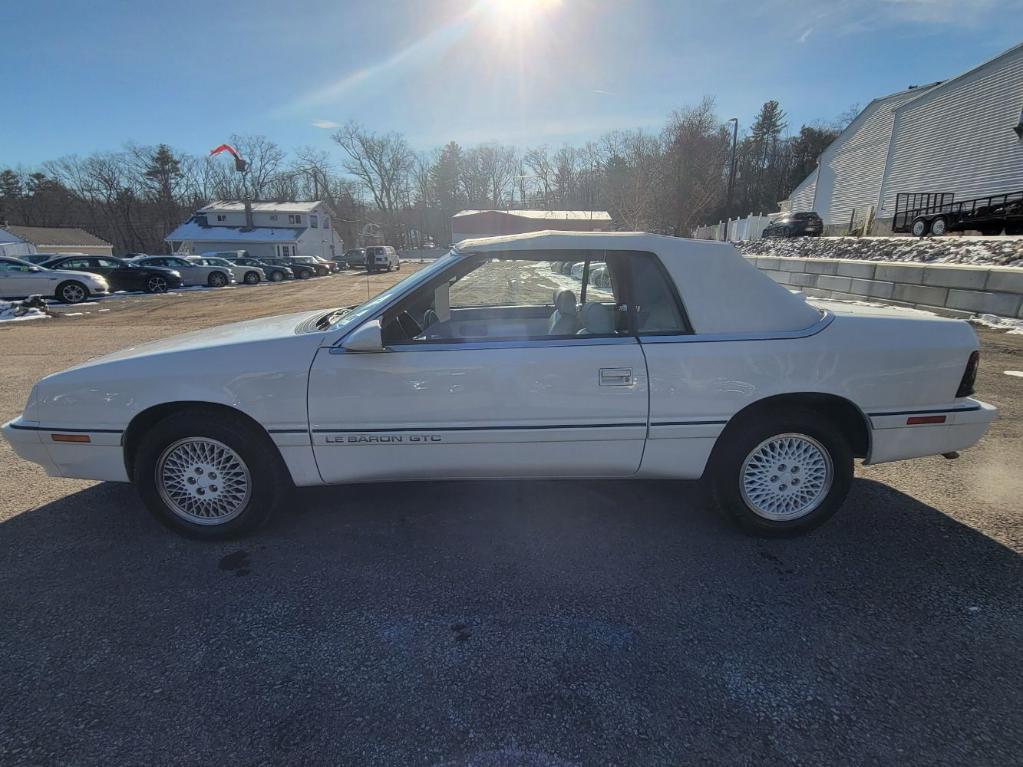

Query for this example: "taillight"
[956,350,980,398]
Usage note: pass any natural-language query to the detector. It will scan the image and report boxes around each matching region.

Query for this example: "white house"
[0,225,114,257]
[165,201,341,261]
[785,41,1023,233]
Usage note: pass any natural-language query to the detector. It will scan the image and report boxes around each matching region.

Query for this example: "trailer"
[893,190,1023,237]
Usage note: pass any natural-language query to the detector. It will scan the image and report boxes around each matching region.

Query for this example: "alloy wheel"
[739,433,833,521]
[156,437,252,525]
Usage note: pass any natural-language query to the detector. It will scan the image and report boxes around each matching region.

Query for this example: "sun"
[483,0,562,27]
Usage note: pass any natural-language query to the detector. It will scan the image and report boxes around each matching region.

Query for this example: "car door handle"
[599,367,633,386]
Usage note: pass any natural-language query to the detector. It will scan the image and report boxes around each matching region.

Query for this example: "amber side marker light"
[906,415,947,425]
[51,434,91,443]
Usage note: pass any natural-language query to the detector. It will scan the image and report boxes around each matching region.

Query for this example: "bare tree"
[332,122,414,241]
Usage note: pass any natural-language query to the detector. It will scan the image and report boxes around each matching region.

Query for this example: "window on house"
[269,214,278,221]
[310,215,318,228]
[288,214,302,225]
[216,214,227,222]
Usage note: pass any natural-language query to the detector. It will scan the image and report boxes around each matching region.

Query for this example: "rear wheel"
[56,280,89,304]
[145,275,169,293]
[911,217,930,237]
[929,216,948,237]
[208,271,228,288]
[243,271,260,285]
[268,270,284,282]
[297,269,310,280]
[133,410,290,539]
[710,409,852,536]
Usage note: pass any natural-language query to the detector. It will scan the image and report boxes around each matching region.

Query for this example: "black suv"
[762,212,824,238]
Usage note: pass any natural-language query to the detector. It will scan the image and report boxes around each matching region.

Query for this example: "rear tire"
[297,269,310,280]
[929,216,948,237]
[208,271,228,288]
[133,410,291,540]
[243,271,260,285]
[269,270,284,282]
[710,408,853,537]
[56,280,89,304]
[145,275,169,293]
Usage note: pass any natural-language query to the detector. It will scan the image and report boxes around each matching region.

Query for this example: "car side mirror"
[342,319,384,352]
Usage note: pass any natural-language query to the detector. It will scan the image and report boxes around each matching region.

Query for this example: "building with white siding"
[785,41,1023,234]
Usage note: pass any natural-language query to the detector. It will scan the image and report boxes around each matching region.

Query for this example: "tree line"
[0,98,853,254]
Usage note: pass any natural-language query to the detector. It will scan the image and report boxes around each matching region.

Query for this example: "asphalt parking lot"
[1,271,1021,766]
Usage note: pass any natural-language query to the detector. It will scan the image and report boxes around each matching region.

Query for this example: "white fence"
[691,213,775,242]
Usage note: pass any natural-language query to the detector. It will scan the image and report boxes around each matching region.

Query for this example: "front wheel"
[710,409,853,536]
[929,216,948,237]
[133,410,291,539]
[56,280,89,304]
[911,218,930,237]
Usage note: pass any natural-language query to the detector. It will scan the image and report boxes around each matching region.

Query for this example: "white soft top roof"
[454,231,821,335]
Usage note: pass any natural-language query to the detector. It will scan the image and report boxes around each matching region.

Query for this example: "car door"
[308,253,650,483]
[164,257,199,285]
[0,258,58,297]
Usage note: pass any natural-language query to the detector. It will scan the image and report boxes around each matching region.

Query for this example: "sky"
[1,0,1021,167]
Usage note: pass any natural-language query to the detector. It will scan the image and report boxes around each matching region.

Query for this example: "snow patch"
[971,313,1023,334]
[739,236,1023,268]
[0,300,51,323]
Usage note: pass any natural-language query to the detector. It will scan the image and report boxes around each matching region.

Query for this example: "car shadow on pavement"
[1,477,1020,766]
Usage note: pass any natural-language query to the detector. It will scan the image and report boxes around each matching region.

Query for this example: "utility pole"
[725,118,739,241]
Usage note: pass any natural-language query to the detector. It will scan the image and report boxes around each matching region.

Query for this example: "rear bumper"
[866,399,997,465]
[2,417,129,482]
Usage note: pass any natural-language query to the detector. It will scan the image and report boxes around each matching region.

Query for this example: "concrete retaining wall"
[748,256,1023,319]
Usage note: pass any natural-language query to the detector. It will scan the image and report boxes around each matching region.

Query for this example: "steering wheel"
[423,308,439,328]
[397,310,423,339]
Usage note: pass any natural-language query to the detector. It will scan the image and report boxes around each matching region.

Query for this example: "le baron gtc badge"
[325,434,443,444]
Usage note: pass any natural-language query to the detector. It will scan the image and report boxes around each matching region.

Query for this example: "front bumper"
[866,399,997,465]
[2,417,129,482]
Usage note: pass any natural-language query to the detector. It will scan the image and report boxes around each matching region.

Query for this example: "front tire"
[56,280,89,304]
[133,410,290,539]
[929,216,948,237]
[911,218,929,237]
[710,409,853,536]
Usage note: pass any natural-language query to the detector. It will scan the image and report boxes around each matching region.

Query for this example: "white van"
[365,245,400,273]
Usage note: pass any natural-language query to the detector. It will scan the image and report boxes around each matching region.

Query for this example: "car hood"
[64,309,327,370]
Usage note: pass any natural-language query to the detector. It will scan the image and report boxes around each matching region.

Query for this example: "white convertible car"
[3,232,995,539]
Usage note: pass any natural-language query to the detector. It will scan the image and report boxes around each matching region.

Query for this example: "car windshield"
[326,252,462,333]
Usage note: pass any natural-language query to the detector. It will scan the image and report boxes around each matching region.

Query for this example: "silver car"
[0,256,110,304]
[189,256,265,285]
[132,256,235,288]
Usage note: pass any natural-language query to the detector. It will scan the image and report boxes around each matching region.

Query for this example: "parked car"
[131,256,235,288]
[232,257,293,282]
[2,232,995,540]
[40,255,183,294]
[190,256,264,285]
[762,212,824,238]
[263,257,316,280]
[0,255,110,303]
[366,245,400,273]
[292,256,332,277]
[337,248,367,269]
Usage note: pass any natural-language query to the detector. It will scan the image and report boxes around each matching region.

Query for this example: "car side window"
[381,255,627,345]
[96,258,119,267]
[62,258,92,270]
[626,253,689,335]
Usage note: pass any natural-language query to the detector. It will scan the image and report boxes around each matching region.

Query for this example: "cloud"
[312,119,340,129]
[798,27,813,43]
